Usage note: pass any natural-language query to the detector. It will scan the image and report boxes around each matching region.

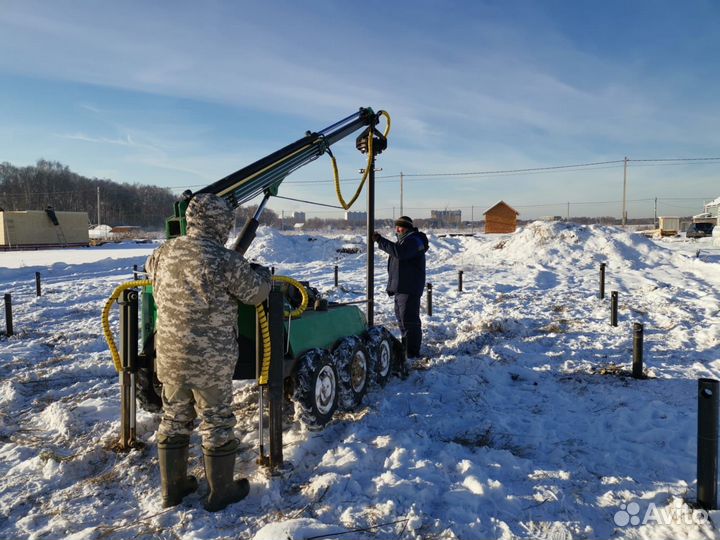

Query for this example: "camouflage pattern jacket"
[146,193,271,388]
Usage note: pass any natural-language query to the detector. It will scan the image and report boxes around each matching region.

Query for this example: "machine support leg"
[256,308,267,466]
[267,289,285,470]
[119,289,139,450]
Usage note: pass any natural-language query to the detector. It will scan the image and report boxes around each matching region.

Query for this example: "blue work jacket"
[376,229,429,296]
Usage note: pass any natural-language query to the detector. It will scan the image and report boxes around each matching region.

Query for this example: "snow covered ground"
[1,222,719,540]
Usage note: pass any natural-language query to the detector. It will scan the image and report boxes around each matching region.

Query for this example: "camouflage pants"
[158,380,237,450]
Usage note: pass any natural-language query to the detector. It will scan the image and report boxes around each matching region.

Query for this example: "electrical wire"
[273,195,344,209]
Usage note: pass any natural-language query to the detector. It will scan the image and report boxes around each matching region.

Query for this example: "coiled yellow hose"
[102,279,152,373]
[332,111,391,210]
[257,275,308,384]
[255,303,271,385]
[102,275,309,387]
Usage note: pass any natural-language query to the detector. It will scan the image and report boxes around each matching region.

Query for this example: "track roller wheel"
[333,336,370,410]
[293,348,338,430]
[364,326,399,387]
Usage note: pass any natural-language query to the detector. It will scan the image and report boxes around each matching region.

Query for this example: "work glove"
[372,232,381,242]
[249,262,272,282]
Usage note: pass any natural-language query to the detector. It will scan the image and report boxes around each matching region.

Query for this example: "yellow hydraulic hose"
[379,110,391,138]
[255,303,271,385]
[273,275,309,319]
[257,275,308,384]
[332,111,391,210]
[103,275,309,387]
[102,280,152,373]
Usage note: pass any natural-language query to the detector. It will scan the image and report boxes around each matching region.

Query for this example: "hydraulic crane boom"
[165,107,386,254]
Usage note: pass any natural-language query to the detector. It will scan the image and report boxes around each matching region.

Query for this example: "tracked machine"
[102,108,404,470]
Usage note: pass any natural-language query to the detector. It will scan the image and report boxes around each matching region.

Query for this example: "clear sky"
[1,0,719,220]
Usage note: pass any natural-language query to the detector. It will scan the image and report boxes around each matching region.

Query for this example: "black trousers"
[394,293,422,357]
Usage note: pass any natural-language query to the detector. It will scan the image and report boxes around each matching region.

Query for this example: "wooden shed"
[0,209,89,248]
[483,201,519,234]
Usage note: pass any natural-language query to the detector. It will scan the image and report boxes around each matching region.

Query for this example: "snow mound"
[242,227,366,265]
[468,221,671,270]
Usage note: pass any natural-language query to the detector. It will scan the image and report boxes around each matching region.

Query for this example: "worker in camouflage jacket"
[145,192,271,512]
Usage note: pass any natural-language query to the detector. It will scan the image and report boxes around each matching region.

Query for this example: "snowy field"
[1,222,720,540]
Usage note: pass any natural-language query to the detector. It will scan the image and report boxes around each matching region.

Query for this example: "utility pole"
[400,171,404,217]
[654,197,658,228]
[97,186,101,225]
[471,206,474,234]
[622,156,628,227]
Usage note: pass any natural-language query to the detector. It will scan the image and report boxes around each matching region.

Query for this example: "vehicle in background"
[686,222,715,238]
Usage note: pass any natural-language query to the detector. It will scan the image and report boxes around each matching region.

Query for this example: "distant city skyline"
[1,1,719,219]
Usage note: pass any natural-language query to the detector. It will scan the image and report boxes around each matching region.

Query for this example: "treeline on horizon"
[0,160,177,228]
[0,160,674,232]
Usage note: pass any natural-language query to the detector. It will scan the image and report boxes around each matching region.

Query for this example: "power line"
[631,157,720,162]
[282,157,720,186]
[273,195,343,209]
[400,160,625,178]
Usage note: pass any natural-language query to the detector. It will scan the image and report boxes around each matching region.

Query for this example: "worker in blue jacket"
[373,216,430,358]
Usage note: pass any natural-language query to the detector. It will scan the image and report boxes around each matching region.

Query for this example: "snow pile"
[0,224,719,539]
[462,221,669,270]
[244,227,366,265]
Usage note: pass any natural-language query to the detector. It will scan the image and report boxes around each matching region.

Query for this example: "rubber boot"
[158,435,198,508]
[203,439,250,512]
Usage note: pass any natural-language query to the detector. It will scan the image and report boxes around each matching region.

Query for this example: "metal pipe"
[697,378,719,510]
[254,192,271,219]
[4,293,13,337]
[426,283,433,316]
[610,291,618,327]
[256,310,266,466]
[458,270,464,292]
[35,272,41,297]
[632,323,644,378]
[366,149,376,327]
[119,289,139,449]
[128,290,138,445]
[599,263,606,299]
[334,265,339,287]
[267,290,285,470]
[329,299,369,306]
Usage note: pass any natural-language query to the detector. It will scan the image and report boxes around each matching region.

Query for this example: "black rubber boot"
[203,440,250,512]
[158,435,198,508]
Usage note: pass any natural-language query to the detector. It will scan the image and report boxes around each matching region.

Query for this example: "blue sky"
[1,0,719,219]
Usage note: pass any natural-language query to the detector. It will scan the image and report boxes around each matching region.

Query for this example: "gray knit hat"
[394,216,414,228]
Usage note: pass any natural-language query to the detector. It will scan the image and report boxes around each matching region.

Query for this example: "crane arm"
[165,107,385,251]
